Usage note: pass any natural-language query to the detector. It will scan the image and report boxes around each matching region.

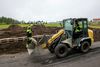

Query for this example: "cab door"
[82,19,88,37]
[63,19,73,47]
[73,19,88,47]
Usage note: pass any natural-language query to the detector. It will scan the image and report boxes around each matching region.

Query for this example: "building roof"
[93,18,100,20]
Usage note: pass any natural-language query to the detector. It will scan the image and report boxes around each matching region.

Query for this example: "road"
[0,42,100,67]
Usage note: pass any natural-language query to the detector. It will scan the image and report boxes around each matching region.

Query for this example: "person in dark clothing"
[26,25,32,37]
[26,24,37,55]
[26,24,33,44]
[73,20,82,39]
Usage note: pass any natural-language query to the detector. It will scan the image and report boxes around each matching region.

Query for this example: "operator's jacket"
[26,27,32,37]
[75,26,82,32]
[26,26,37,49]
[73,26,82,38]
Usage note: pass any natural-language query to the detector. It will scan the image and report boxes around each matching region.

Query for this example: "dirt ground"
[0,42,100,67]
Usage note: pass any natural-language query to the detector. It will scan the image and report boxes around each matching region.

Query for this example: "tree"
[0,16,20,24]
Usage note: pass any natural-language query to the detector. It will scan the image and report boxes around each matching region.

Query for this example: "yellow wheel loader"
[26,18,94,58]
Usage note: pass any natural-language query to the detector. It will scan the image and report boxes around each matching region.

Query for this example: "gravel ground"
[0,42,100,67]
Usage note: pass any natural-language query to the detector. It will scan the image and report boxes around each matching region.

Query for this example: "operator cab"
[63,18,88,37]
[63,18,88,46]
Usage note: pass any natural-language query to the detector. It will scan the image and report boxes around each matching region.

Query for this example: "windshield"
[63,19,73,31]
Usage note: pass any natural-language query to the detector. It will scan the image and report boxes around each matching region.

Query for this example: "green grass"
[0,24,10,29]
[44,23,61,27]
[0,23,61,29]
[0,24,26,29]
[89,25,100,29]
[0,23,99,29]
[18,24,30,27]
[89,22,100,28]
[0,24,33,29]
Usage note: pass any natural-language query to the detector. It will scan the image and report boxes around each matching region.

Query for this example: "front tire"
[54,44,69,58]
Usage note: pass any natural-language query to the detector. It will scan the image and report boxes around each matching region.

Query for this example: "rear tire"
[80,41,90,53]
[54,44,69,58]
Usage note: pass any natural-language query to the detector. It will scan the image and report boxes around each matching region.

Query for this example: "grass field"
[0,23,100,29]
[0,23,61,29]
[89,23,100,28]
[0,24,10,29]
[89,25,100,29]
[0,24,31,29]
[44,23,61,27]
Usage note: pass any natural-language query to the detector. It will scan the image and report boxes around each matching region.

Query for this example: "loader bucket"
[26,36,54,62]
[26,37,37,55]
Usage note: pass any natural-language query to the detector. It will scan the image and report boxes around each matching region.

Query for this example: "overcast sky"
[0,0,100,22]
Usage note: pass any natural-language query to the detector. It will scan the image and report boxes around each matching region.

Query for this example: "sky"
[0,0,100,22]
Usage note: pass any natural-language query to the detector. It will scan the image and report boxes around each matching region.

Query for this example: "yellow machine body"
[48,29,64,45]
[42,29,94,49]
[42,29,64,49]
[88,29,94,44]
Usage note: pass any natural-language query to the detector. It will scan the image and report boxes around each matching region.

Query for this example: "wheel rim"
[82,42,89,51]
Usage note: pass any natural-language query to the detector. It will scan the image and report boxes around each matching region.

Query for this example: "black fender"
[79,37,91,47]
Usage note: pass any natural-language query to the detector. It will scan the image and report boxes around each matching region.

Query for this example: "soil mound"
[31,25,61,35]
[0,25,61,38]
[0,24,25,38]
[0,25,99,42]
[89,28,100,42]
